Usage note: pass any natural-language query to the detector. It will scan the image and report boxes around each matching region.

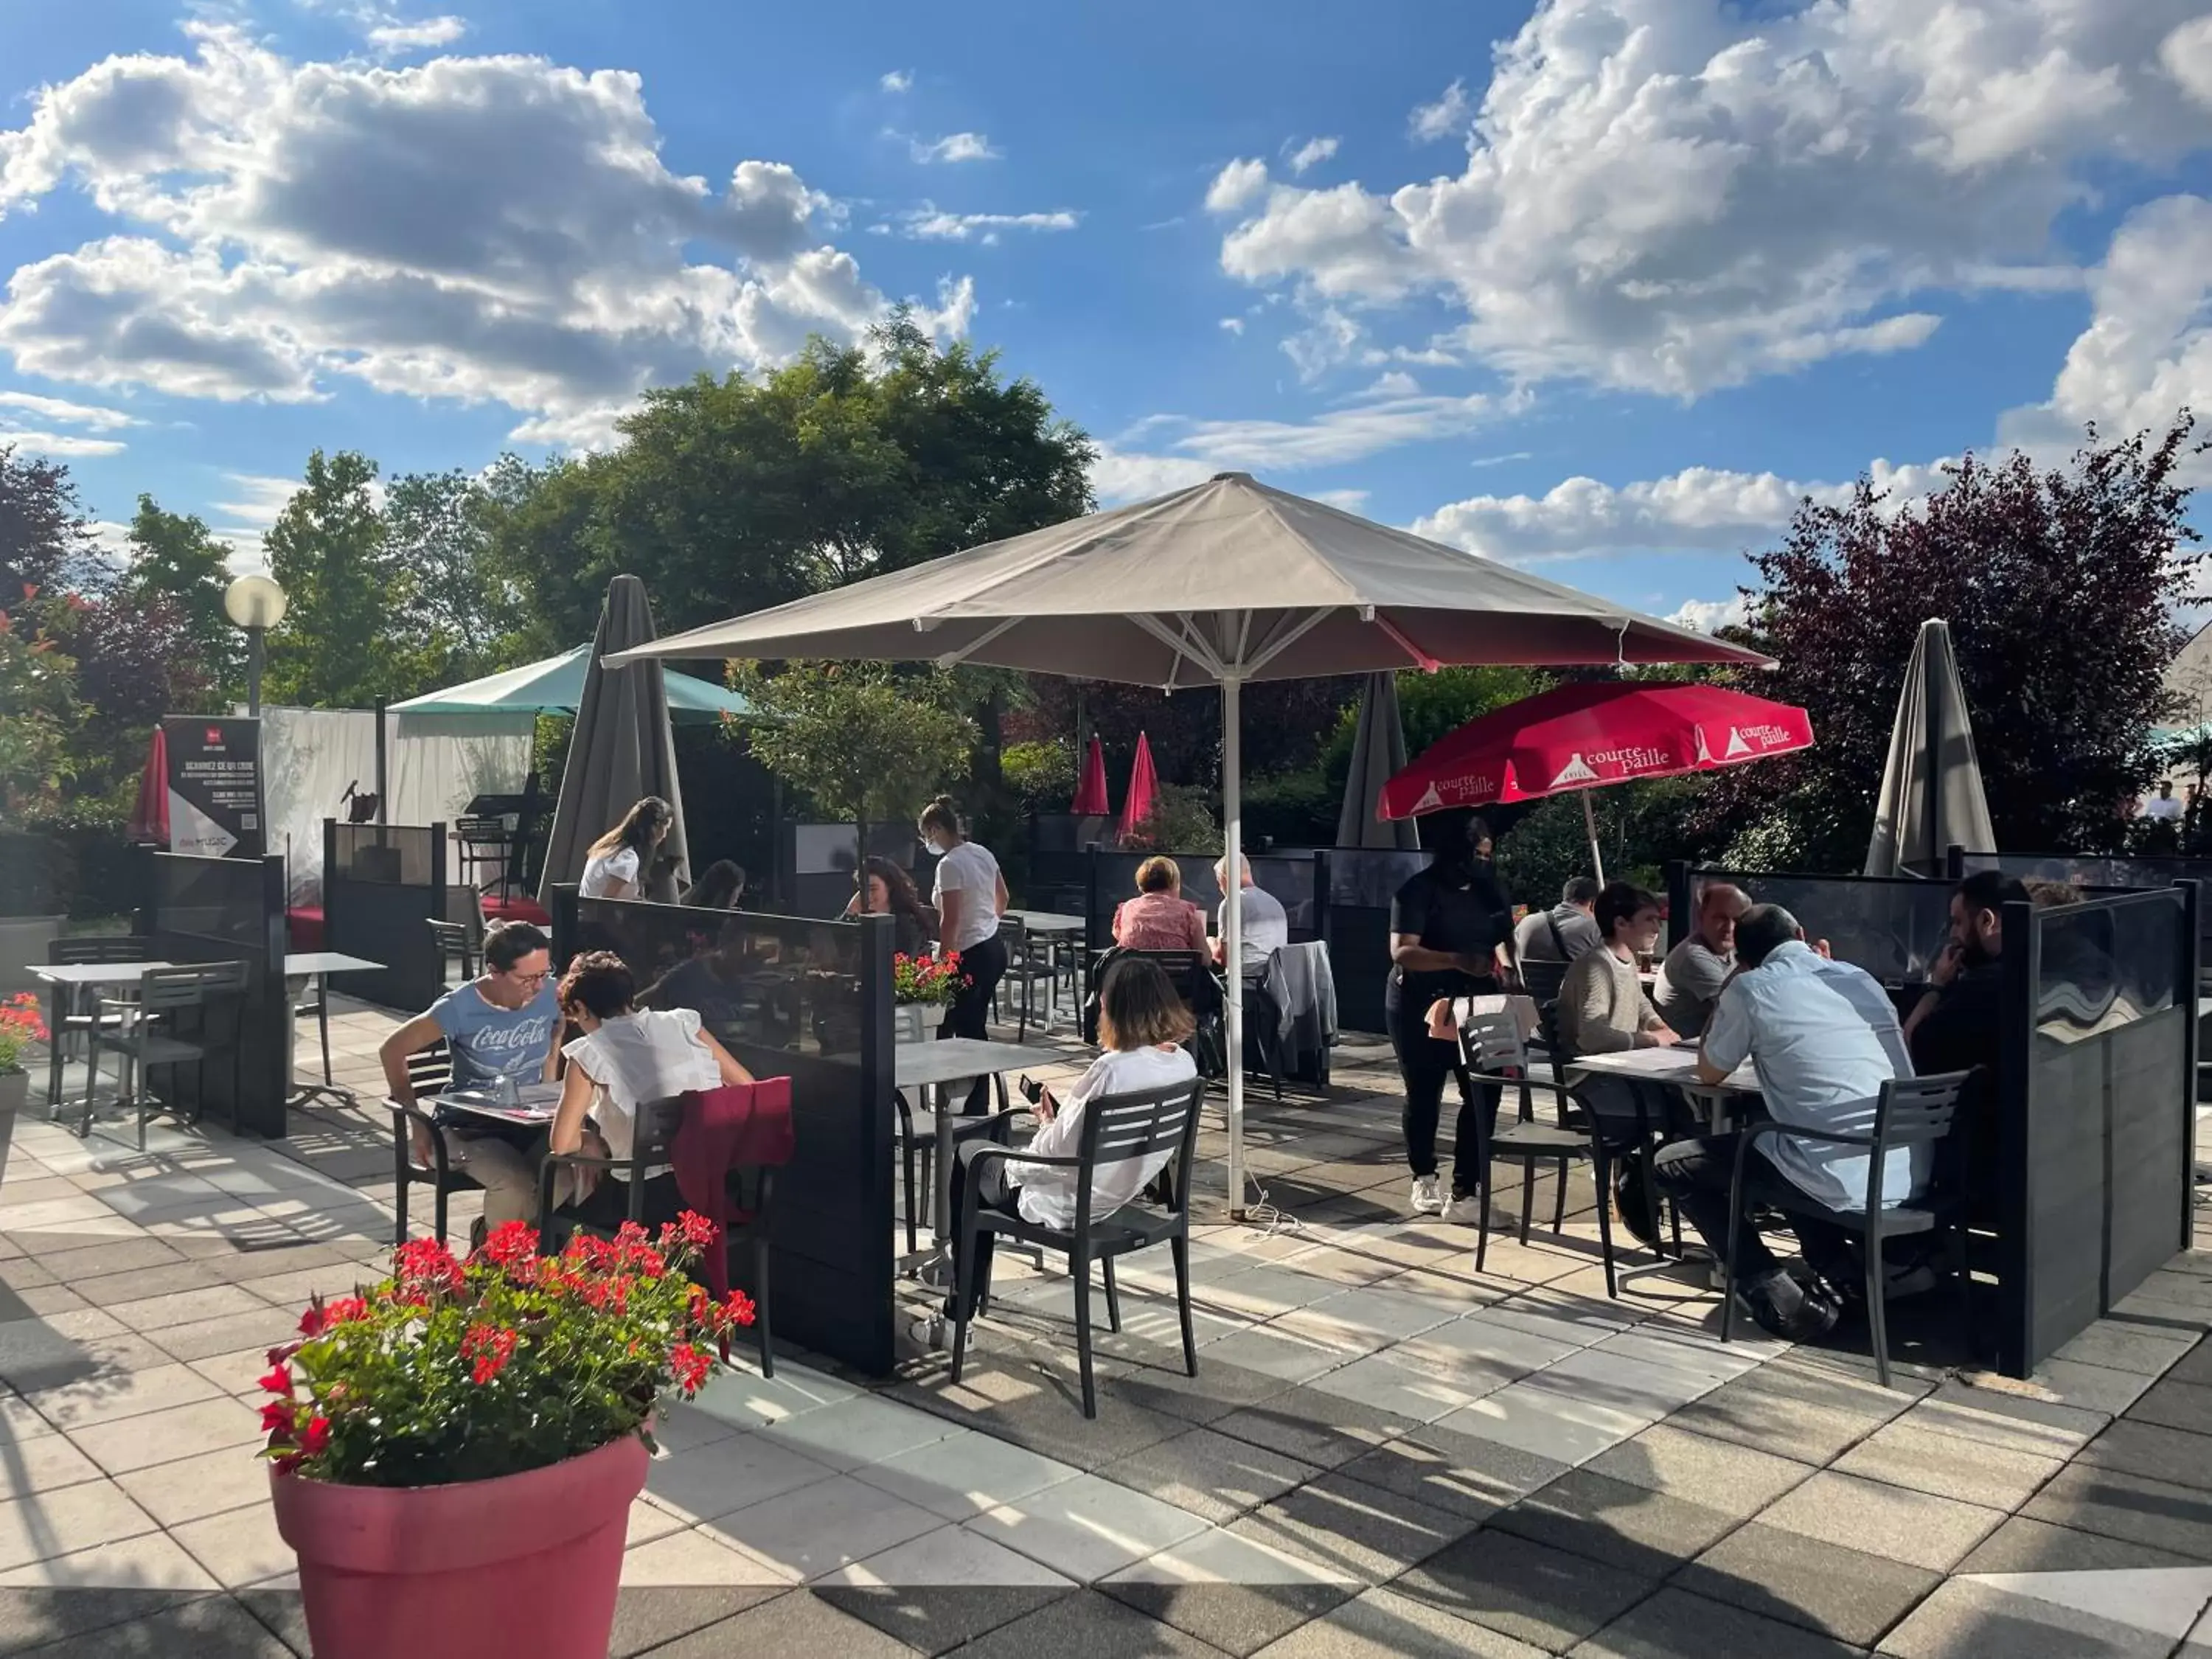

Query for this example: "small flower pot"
[893,1002,939,1044]
[270,1430,648,1659]
[0,1071,20,1189]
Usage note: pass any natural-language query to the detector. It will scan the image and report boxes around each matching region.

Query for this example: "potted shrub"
[261,1216,755,1659]
[0,993,43,1183]
[891,949,962,1043]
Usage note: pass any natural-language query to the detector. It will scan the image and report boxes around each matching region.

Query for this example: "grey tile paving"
[1334,1424,1564,1522]
[0,1585,211,1655]
[1231,1472,1478,1583]
[1876,1578,2177,1658]
[1248,1586,1548,1659]
[13,1593,294,1658]
[1487,1467,1742,1578]
[2023,1461,2212,1562]
[1758,1470,2005,1572]
[818,1580,1071,1658]
[1105,1577,1354,1658]
[1832,1417,2064,1510]
[1393,1526,1653,1653]
[1677,1521,1939,1648]
[956,1586,1236,1658]
[1574,1586,1869,1658]
[1583,1422,1815,1517]
[1664,1356,1908,1462]
[645,1588,918,1658]
[2077,1416,2212,1492]
[2125,1375,2212,1436]
[1956,1514,2206,1575]
[1206,1385,1419,1471]
[1097,1427,1323,1525]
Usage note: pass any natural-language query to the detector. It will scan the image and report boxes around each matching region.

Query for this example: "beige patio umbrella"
[1865,618,1995,877]
[608,472,1767,1212]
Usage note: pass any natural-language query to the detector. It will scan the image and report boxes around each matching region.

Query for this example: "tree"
[1696,420,2202,868]
[729,663,976,857]
[486,326,1096,649]
[0,604,84,819]
[122,495,235,704]
[0,446,102,602]
[263,450,393,707]
[382,466,525,688]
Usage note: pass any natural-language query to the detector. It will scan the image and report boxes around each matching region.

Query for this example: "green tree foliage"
[0,446,101,601]
[487,316,1095,650]
[381,466,526,688]
[264,450,392,707]
[122,495,235,704]
[1001,740,1075,807]
[728,662,977,852]
[1695,420,2202,868]
[0,604,84,817]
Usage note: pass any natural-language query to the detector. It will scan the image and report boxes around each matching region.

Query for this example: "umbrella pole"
[1224,678,1246,1222]
[1581,791,1607,886]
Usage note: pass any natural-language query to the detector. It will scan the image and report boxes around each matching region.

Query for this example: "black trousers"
[942,1141,1023,1320]
[1387,980,1500,1196]
[1651,1133,1854,1287]
[939,931,1009,1114]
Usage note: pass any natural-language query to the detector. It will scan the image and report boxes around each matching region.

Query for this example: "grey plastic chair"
[1719,1070,1974,1388]
[948,1077,1206,1418]
[91,961,249,1149]
[44,937,150,1111]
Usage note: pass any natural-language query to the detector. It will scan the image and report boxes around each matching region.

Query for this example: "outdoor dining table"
[892,1036,1046,1343]
[1004,910,1085,1032]
[28,959,179,1119]
[282,950,385,1110]
[1568,1046,1763,1131]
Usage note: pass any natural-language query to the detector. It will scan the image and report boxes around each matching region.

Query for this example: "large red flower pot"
[270,1431,648,1659]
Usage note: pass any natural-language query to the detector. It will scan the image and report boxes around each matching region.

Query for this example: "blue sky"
[4,0,2211,629]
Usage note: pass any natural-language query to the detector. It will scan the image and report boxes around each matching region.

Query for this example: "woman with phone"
[933,957,1197,1329]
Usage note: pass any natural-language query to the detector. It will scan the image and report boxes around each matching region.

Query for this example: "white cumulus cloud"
[1203,159,1269,215]
[0,26,958,442]
[890,205,1079,243]
[1669,595,1750,633]
[0,390,139,429]
[1285,136,1339,175]
[1217,0,2212,397]
[880,69,913,93]
[364,15,467,53]
[909,131,1000,164]
[1408,78,1472,144]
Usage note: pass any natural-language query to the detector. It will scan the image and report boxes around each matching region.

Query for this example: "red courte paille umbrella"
[1071,732,1109,816]
[1117,731,1158,846]
[1379,680,1813,882]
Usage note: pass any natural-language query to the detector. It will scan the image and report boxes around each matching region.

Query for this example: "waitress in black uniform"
[1385,810,1516,1221]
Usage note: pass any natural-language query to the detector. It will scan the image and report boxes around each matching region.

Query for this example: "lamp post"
[223,574,288,716]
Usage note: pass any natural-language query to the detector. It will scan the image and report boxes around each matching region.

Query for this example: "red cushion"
[481,895,552,927]
[286,907,326,952]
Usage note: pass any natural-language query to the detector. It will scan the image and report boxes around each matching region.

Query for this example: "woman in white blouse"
[580,797,673,900]
[549,950,752,1227]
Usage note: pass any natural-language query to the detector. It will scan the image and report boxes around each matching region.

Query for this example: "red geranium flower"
[395,1237,465,1294]
[476,1221,538,1267]
[459,1323,518,1385]
[258,1364,292,1395]
[260,1400,296,1434]
[299,1416,332,1456]
[668,1343,712,1393]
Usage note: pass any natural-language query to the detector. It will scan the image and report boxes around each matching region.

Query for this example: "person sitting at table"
[1559,883,1679,1060]
[379,921,563,1234]
[1209,855,1290,976]
[843,856,937,958]
[1653,882,1750,1039]
[1903,870,2027,1217]
[1655,902,1916,1340]
[547,951,754,1228]
[935,956,1199,1329]
[1513,877,1602,964]
[680,859,745,910]
[580,796,673,900]
[1113,857,1210,953]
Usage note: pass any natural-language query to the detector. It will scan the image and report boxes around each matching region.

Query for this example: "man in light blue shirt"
[1653,903,1916,1340]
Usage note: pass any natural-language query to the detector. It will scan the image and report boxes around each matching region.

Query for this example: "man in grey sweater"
[1654,883,1750,1039]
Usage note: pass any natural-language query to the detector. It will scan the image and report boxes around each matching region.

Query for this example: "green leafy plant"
[258,1217,754,1488]
[1124,782,1221,853]
[1001,740,1075,806]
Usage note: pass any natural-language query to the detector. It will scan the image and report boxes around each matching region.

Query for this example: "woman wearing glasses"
[378,921,565,1234]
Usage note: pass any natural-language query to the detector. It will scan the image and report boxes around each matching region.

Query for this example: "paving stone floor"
[0,997,2209,1655]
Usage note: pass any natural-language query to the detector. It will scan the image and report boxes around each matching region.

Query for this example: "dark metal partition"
[144,851,290,1138]
[1668,863,1959,989]
[1961,850,2212,977]
[1994,884,2199,1374]
[321,821,450,1012]
[552,888,897,1376]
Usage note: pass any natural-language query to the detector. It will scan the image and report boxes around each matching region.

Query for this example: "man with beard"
[1903,871,2028,1217]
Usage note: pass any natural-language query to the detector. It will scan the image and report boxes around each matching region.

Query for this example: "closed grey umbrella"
[540,575,691,905]
[1338,672,1421,849]
[1865,618,1994,876]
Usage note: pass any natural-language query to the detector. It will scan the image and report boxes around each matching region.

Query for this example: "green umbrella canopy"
[389,644,753,724]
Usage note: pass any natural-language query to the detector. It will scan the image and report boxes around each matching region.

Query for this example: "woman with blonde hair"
[580,796,673,901]
[1112,856,1208,953]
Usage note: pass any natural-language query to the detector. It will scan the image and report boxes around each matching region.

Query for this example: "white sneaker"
[1440,1194,1484,1226]
[1410,1174,1444,1214]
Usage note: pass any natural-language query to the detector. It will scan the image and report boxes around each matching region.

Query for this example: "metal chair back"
[407,1041,453,1097]
[1518,958,1570,1008]
[49,937,151,965]
[139,962,247,1012]
[1456,1006,1531,1077]
[1868,1070,1970,1186]
[1071,1077,1206,1227]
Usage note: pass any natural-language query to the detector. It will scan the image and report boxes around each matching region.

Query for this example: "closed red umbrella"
[129,725,169,846]
[1117,731,1159,846]
[1379,680,1812,880]
[1071,732,1109,816]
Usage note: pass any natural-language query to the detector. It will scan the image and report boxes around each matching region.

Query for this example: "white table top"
[284,952,386,976]
[895,1037,1046,1088]
[29,961,178,987]
[1005,911,1085,934]
[1570,1047,1761,1093]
